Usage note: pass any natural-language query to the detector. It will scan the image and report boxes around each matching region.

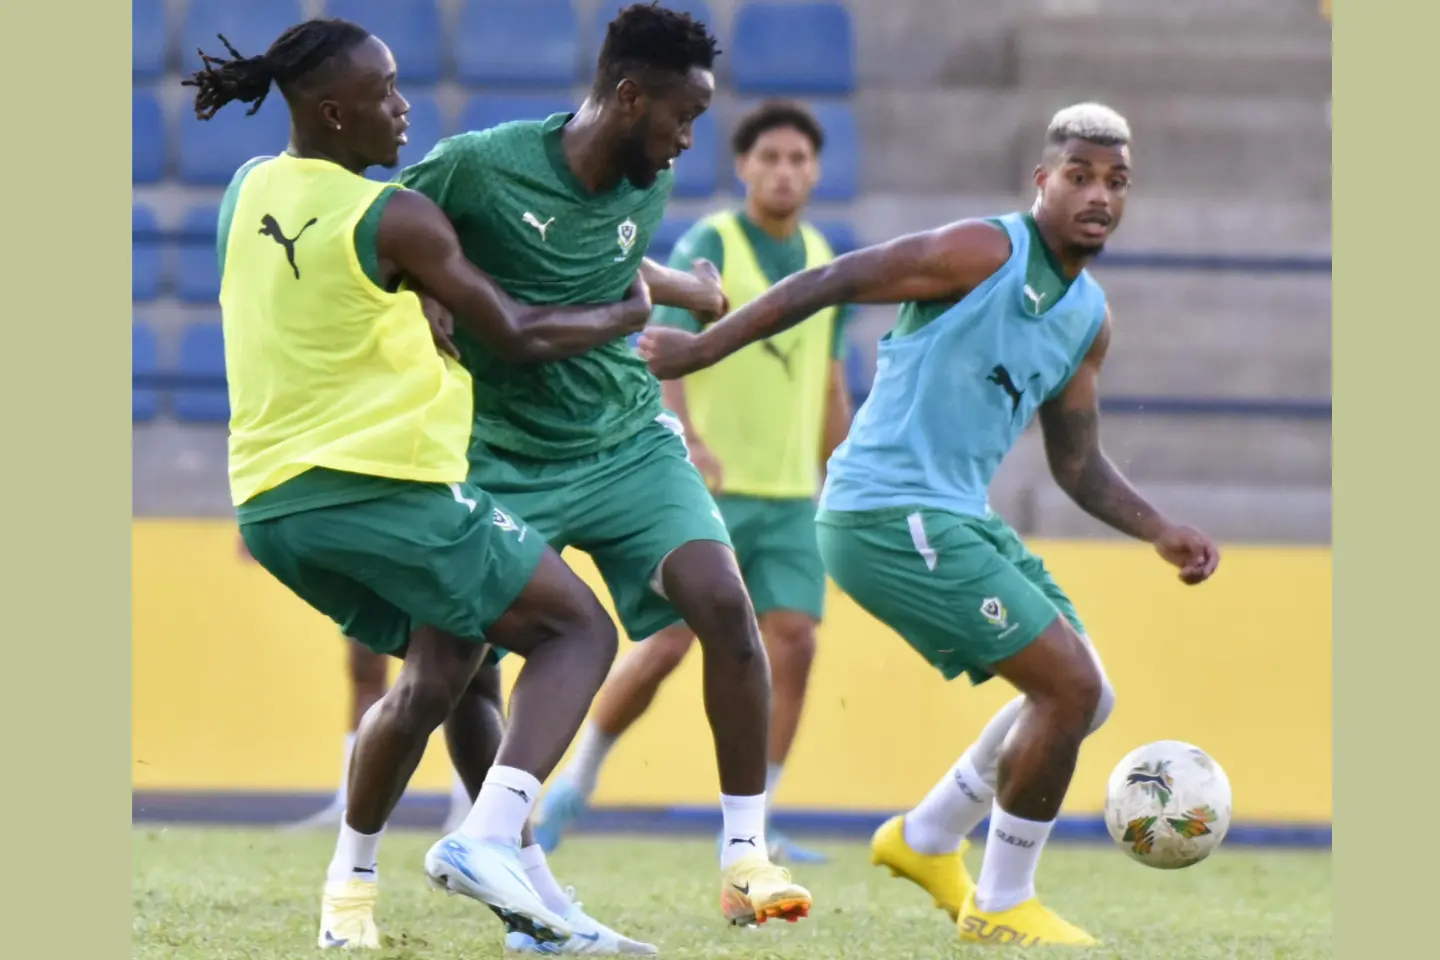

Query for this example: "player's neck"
[1029,210,1092,280]
[288,132,366,177]
[559,102,626,194]
[743,201,801,240]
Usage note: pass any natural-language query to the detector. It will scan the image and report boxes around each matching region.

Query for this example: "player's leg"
[578,420,811,926]
[444,664,660,956]
[534,622,696,853]
[818,509,1097,945]
[287,637,390,831]
[733,495,831,865]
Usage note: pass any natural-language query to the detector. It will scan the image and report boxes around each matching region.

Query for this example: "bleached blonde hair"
[1046,102,1131,147]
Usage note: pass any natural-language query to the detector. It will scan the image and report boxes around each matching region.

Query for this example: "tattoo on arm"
[1041,401,1165,542]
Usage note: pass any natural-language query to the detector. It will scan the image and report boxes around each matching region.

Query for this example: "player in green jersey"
[397,3,813,931]
[186,18,663,953]
[535,101,854,867]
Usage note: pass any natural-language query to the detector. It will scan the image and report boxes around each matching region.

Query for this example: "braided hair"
[182,19,371,120]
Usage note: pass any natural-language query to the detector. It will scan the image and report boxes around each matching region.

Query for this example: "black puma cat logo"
[258,214,318,279]
[760,340,797,378]
[987,364,1024,415]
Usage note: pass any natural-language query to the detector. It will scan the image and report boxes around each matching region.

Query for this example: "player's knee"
[761,613,817,683]
[385,671,461,733]
[698,579,763,662]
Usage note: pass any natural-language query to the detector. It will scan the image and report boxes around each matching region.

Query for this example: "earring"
[334,124,342,132]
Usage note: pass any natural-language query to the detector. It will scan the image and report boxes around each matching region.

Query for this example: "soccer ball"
[1103,740,1233,870]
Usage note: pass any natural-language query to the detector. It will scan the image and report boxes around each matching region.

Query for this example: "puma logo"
[987,364,1024,415]
[1023,284,1046,313]
[727,836,758,848]
[258,214,318,279]
[504,786,532,803]
[522,211,555,241]
[760,340,797,378]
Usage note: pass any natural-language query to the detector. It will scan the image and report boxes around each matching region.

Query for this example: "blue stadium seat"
[133,0,167,80]
[646,217,695,263]
[180,0,306,76]
[177,205,222,304]
[324,0,444,84]
[133,89,166,184]
[178,97,290,185]
[589,1,714,60]
[460,94,576,133]
[133,322,161,423]
[672,110,719,198]
[731,2,855,95]
[368,91,445,181]
[456,0,580,88]
[810,102,858,201]
[844,338,871,407]
[133,205,164,302]
[811,218,856,256]
[173,323,231,423]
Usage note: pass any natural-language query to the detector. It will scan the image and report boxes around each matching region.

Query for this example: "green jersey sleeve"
[832,302,857,360]
[395,133,485,218]
[650,221,726,333]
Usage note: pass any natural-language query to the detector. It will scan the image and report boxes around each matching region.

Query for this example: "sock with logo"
[520,843,573,915]
[333,732,358,806]
[973,804,1055,913]
[459,766,541,845]
[326,821,383,884]
[719,793,768,870]
[566,722,618,797]
[903,754,996,855]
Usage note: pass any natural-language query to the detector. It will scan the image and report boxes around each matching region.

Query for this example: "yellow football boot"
[956,893,1098,947]
[719,854,813,926]
[317,878,382,949]
[869,815,975,920]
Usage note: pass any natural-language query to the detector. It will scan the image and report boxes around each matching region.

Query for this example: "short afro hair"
[731,100,825,156]
[594,2,721,97]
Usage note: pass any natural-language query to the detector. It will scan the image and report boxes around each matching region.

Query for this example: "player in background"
[185,19,664,952]
[639,103,1221,946]
[285,638,475,833]
[534,100,854,867]
[396,2,814,933]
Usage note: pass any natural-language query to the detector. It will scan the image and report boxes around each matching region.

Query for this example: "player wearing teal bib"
[397,3,813,932]
[640,103,1221,947]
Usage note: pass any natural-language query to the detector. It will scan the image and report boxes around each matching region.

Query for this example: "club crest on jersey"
[492,508,518,532]
[615,217,638,259]
[979,597,1007,627]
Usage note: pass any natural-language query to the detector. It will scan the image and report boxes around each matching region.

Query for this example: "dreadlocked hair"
[182,18,371,120]
[595,2,721,96]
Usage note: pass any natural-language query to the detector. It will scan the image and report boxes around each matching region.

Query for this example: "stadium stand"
[173,322,230,424]
[323,0,445,85]
[731,2,855,95]
[455,0,581,88]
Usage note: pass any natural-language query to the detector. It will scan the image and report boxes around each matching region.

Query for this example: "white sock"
[520,844,573,915]
[974,804,1055,912]
[903,755,996,855]
[459,766,541,844]
[449,770,472,813]
[719,793,768,869]
[567,723,617,796]
[326,822,383,884]
[334,732,358,805]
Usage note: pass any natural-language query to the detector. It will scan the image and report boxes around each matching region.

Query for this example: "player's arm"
[640,257,727,318]
[1037,311,1221,584]
[639,220,1010,378]
[377,190,650,363]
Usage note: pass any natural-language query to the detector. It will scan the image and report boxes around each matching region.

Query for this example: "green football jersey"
[398,112,674,460]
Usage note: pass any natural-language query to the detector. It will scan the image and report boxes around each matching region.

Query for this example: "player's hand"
[417,290,461,360]
[688,440,724,492]
[637,326,706,380]
[1154,523,1220,585]
[689,258,727,323]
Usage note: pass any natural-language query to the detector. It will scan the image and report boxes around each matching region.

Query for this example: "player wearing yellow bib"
[185,19,660,952]
[536,103,853,867]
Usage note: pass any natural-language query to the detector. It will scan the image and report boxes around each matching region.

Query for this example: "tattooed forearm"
[1041,402,1168,542]
[704,262,860,361]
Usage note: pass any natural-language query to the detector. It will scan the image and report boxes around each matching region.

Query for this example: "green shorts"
[718,494,826,621]
[240,478,545,657]
[816,506,1084,685]
[468,414,732,645]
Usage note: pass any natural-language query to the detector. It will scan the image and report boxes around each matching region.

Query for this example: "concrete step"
[1015,12,1330,101]
[133,423,232,517]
